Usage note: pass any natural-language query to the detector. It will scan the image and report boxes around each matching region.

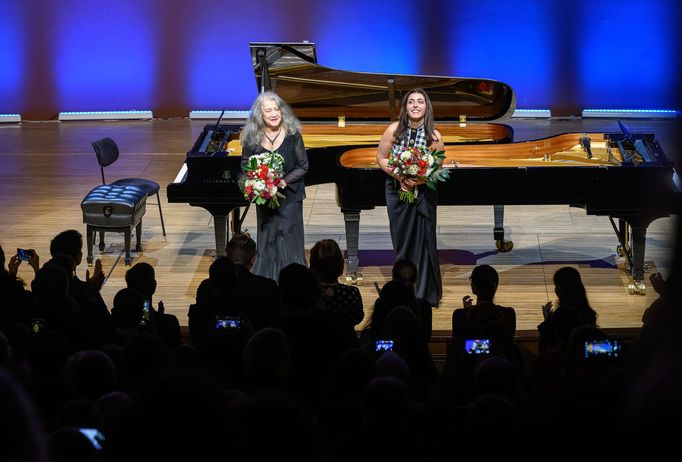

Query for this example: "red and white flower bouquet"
[239,151,285,208]
[388,145,449,203]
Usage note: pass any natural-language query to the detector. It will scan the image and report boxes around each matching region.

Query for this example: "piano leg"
[627,221,648,295]
[494,205,513,252]
[213,214,228,258]
[343,209,363,285]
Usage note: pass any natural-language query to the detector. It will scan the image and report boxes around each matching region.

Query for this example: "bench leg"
[156,192,166,237]
[98,231,105,251]
[86,225,95,266]
[124,227,132,266]
[135,219,143,252]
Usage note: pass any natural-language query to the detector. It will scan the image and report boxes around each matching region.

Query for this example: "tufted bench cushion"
[81,184,147,265]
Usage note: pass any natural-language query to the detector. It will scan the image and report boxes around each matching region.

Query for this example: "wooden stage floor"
[1,117,679,332]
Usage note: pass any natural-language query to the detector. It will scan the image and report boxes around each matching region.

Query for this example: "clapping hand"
[542,301,553,321]
[649,272,666,295]
[462,295,474,308]
[85,259,105,301]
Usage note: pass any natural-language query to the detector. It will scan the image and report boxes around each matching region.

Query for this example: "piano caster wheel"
[344,272,364,286]
[135,244,143,252]
[616,244,626,257]
[87,255,94,266]
[495,239,513,252]
[124,257,132,266]
[99,243,106,251]
[627,281,646,296]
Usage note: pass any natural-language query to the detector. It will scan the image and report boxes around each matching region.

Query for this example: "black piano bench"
[81,184,147,266]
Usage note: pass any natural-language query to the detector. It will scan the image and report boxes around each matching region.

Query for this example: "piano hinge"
[459,115,467,127]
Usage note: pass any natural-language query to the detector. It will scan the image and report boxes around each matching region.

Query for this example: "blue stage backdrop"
[0,0,680,119]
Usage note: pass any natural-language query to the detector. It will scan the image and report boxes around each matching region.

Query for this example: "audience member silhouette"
[273,263,358,409]
[537,266,598,352]
[187,257,238,345]
[0,368,47,462]
[392,258,432,340]
[109,288,145,346]
[225,233,280,330]
[125,262,181,348]
[0,245,34,327]
[360,280,416,347]
[310,239,364,328]
[49,230,108,328]
[452,264,516,339]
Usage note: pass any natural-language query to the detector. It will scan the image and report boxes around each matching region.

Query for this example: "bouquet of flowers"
[239,151,286,208]
[388,145,450,203]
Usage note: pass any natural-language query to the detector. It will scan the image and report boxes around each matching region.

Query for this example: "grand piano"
[168,42,679,294]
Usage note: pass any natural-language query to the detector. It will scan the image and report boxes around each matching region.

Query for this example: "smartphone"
[464,338,491,355]
[140,300,150,326]
[215,315,242,329]
[584,339,621,358]
[78,428,105,450]
[17,248,33,262]
[375,339,394,352]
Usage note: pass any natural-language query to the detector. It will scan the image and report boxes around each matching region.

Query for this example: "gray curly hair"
[240,91,301,148]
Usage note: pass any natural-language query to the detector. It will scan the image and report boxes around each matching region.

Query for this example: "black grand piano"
[168,42,679,294]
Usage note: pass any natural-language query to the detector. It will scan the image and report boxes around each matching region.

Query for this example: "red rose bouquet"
[239,151,285,208]
[388,145,449,203]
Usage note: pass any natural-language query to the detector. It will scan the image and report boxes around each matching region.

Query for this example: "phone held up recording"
[17,248,33,262]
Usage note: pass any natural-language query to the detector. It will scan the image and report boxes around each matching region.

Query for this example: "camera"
[584,339,621,358]
[78,428,105,450]
[464,338,491,355]
[17,248,33,262]
[139,300,150,326]
[375,339,394,352]
[215,315,242,329]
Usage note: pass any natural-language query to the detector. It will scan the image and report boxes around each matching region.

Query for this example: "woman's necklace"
[264,128,282,148]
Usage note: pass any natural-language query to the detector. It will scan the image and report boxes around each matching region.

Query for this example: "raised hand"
[462,294,474,308]
[542,301,553,321]
[649,272,666,295]
[8,254,21,277]
[85,259,105,301]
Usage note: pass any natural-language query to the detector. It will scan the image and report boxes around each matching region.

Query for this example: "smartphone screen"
[17,248,32,262]
[215,316,242,329]
[464,339,491,355]
[584,339,620,358]
[375,339,394,352]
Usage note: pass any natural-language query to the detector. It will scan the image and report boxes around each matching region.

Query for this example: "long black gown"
[241,132,309,281]
[385,126,443,306]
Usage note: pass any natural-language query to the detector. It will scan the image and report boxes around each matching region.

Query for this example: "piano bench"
[81,184,147,266]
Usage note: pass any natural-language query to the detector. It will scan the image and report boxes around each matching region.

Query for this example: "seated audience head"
[391,258,418,286]
[470,264,499,302]
[225,233,257,269]
[50,230,83,266]
[553,266,597,324]
[208,257,237,295]
[309,239,344,283]
[111,288,144,329]
[125,262,157,300]
[278,263,321,313]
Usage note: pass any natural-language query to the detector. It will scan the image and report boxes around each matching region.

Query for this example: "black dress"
[241,132,309,281]
[385,126,442,306]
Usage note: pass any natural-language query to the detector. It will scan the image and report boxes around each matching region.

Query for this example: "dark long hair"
[392,88,437,147]
[553,266,598,325]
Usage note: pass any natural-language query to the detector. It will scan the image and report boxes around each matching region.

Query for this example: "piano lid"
[250,42,516,122]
